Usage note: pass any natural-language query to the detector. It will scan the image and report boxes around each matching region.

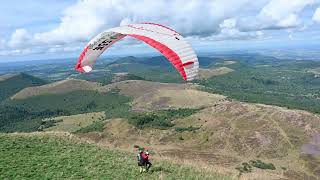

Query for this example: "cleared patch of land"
[308,67,320,75]
[0,74,16,81]
[216,61,237,66]
[104,80,186,98]
[198,67,234,79]
[133,89,225,110]
[104,80,225,110]
[44,112,106,132]
[11,79,104,99]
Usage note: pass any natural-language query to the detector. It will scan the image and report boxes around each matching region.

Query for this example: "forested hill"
[0,73,46,101]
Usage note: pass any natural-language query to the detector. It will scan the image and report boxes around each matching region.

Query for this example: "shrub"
[128,108,200,129]
[250,160,276,170]
[75,121,106,133]
[175,126,200,132]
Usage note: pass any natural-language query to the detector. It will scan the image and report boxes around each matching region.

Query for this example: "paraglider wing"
[75,23,199,81]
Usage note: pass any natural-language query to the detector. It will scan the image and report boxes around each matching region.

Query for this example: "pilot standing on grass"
[137,147,152,173]
[137,147,147,173]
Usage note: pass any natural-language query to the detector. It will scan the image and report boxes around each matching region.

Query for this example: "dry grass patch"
[133,89,226,111]
[44,112,105,132]
[216,61,237,66]
[199,67,234,79]
[11,79,104,99]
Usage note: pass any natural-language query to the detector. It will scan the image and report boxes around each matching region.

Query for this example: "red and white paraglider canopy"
[75,23,199,81]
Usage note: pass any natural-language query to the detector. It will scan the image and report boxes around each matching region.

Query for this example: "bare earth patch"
[198,67,234,79]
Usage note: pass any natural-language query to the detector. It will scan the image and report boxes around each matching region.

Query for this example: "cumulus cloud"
[238,0,317,31]
[313,7,320,23]
[8,29,32,48]
[1,0,319,56]
[206,18,265,41]
[31,0,256,43]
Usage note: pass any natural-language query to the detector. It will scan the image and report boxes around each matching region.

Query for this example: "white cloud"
[8,29,31,48]
[2,0,319,57]
[207,18,265,41]
[238,0,317,31]
[313,7,320,23]
[277,14,299,27]
[31,0,256,42]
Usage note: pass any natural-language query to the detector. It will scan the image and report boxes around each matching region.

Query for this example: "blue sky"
[1,0,320,61]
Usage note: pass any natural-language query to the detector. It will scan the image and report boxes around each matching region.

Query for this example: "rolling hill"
[74,80,319,179]
[11,78,104,100]
[4,78,319,179]
[0,73,46,101]
[1,54,320,179]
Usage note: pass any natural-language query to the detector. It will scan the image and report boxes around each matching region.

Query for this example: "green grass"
[250,160,276,170]
[0,134,230,179]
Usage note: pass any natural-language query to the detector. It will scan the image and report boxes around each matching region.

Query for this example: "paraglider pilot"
[137,147,152,173]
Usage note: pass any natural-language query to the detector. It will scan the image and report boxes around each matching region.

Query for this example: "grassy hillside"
[0,73,46,101]
[44,112,106,132]
[78,101,320,179]
[0,133,230,179]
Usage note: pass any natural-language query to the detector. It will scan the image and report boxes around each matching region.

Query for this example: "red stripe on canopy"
[128,34,187,80]
[75,46,89,73]
[142,22,180,35]
[182,61,194,66]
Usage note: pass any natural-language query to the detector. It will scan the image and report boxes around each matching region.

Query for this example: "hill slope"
[76,101,320,179]
[4,78,320,179]
[11,78,103,100]
[0,133,231,179]
[0,73,46,101]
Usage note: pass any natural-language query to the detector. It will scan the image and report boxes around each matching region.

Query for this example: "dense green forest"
[197,60,320,113]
